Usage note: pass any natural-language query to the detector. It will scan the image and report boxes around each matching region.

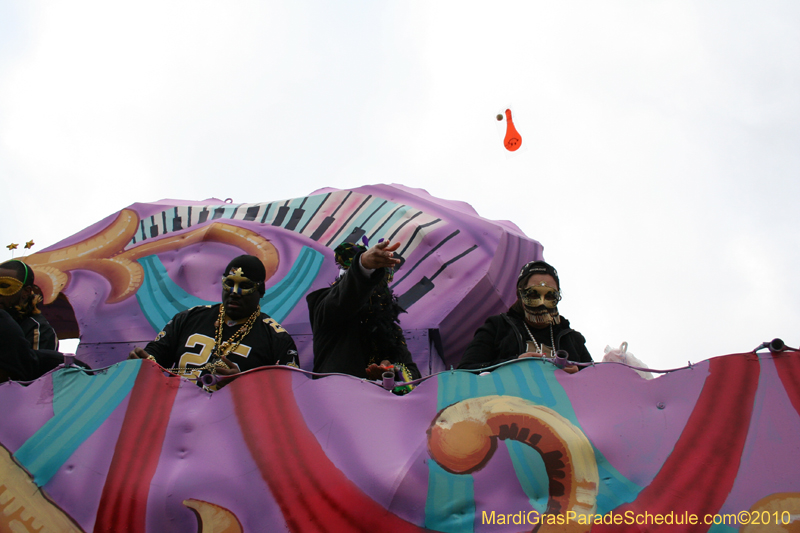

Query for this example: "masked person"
[129,255,298,386]
[457,260,592,373]
[0,260,58,350]
[306,240,421,389]
[1,260,88,382]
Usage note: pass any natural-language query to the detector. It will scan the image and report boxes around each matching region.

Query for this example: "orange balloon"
[503,109,522,151]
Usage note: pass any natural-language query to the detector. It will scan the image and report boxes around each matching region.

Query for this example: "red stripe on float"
[94,362,181,533]
[773,351,800,418]
[592,353,760,533]
[231,369,427,533]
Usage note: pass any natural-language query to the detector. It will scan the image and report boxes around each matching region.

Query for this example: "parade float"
[1,184,799,532]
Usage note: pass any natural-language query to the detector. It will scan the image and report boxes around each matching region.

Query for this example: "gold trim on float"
[0,443,83,533]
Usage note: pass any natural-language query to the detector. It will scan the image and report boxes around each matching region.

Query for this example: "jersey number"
[178,334,252,380]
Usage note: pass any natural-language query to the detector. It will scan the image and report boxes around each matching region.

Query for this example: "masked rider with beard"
[457,260,592,373]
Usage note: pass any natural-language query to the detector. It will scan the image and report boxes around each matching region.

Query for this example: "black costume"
[0,309,81,380]
[0,309,41,381]
[458,306,593,370]
[145,304,298,375]
[19,314,58,351]
[306,254,421,380]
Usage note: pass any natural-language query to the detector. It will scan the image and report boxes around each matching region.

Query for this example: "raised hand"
[360,240,402,270]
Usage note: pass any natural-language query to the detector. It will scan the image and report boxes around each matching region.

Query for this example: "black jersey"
[145,304,298,380]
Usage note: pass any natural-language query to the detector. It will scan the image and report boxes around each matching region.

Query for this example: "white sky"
[2,1,798,370]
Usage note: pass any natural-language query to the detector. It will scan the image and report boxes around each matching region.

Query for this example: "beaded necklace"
[156,305,261,378]
[212,304,261,360]
[522,322,555,356]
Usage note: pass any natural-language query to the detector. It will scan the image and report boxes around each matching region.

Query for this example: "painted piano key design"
[122,189,463,319]
[125,191,445,263]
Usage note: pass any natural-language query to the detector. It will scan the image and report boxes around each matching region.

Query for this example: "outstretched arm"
[310,242,403,325]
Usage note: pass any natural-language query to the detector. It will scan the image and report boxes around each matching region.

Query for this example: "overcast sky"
[1,1,798,370]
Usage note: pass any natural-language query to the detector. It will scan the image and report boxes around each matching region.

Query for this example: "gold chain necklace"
[213,304,261,360]
[157,305,262,377]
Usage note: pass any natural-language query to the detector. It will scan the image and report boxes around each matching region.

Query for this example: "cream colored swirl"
[24,209,278,304]
[427,395,598,532]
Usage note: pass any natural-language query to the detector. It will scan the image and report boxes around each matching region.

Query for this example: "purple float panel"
[27,184,542,372]
[1,351,799,532]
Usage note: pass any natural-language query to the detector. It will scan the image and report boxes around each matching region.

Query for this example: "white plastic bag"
[602,342,653,379]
